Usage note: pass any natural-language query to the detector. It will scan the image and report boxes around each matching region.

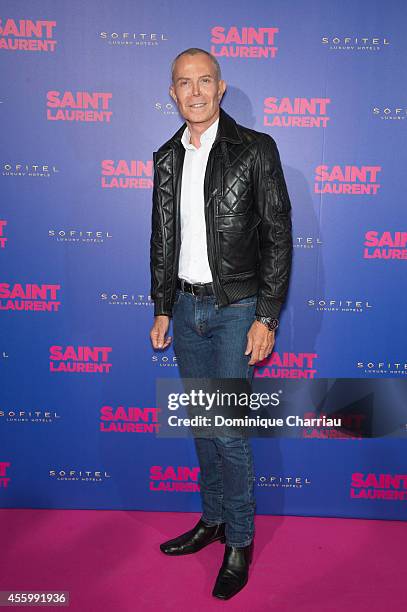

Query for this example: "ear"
[218,79,227,101]
[169,85,177,103]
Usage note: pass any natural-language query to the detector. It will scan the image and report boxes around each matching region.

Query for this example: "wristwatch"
[255,316,279,332]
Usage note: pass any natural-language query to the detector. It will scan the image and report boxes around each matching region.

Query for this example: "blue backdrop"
[1,0,406,520]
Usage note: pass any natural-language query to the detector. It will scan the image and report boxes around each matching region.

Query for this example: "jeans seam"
[245,439,254,544]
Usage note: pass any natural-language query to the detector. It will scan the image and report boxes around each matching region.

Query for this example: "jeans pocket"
[173,289,182,308]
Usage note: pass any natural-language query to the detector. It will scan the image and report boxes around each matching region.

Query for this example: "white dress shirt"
[178,116,219,284]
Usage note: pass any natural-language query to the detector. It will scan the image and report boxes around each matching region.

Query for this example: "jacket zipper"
[171,147,185,307]
[204,145,228,308]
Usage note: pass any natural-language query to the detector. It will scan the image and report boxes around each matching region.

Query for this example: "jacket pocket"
[216,214,261,277]
[216,213,261,234]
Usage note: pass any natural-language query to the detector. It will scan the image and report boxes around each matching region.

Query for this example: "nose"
[192,80,201,96]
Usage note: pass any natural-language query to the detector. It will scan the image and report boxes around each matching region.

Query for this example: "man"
[150,48,292,600]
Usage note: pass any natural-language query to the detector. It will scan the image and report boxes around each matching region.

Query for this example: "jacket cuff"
[255,296,283,319]
[153,300,172,317]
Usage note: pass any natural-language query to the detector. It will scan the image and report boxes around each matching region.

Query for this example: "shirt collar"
[181,116,219,150]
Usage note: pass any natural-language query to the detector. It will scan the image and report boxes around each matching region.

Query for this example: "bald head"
[171,48,221,83]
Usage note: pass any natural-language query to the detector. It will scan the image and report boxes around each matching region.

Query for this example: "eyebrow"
[175,74,215,82]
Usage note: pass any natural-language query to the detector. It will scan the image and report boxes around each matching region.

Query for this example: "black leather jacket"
[150,107,293,319]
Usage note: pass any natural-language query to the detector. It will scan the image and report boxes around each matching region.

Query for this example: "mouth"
[189,102,207,109]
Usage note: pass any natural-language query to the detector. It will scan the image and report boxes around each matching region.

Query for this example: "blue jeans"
[172,287,257,547]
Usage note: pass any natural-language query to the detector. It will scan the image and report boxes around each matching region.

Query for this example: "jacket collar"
[169,107,242,148]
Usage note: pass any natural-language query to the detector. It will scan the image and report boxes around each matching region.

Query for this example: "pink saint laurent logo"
[100,405,160,433]
[255,352,318,378]
[351,473,407,501]
[264,97,330,127]
[150,466,200,492]
[0,220,7,248]
[49,346,113,373]
[0,462,11,488]
[363,231,407,260]
[314,165,381,195]
[46,91,113,122]
[210,26,279,58]
[0,283,61,311]
[101,160,153,188]
[0,19,57,51]
[302,411,365,439]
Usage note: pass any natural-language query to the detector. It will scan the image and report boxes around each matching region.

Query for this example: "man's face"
[169,53,226,126]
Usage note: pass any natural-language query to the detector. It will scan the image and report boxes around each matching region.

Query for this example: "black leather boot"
[212,541,254,600]
[160,518,226,555]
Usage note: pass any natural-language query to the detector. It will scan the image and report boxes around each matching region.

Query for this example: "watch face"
[257,317,279,330]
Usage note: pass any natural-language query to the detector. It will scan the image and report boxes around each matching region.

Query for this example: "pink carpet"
[0,509,405,611]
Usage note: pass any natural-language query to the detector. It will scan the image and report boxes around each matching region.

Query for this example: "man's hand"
[150,315,172,349]
[245,320,275,365]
